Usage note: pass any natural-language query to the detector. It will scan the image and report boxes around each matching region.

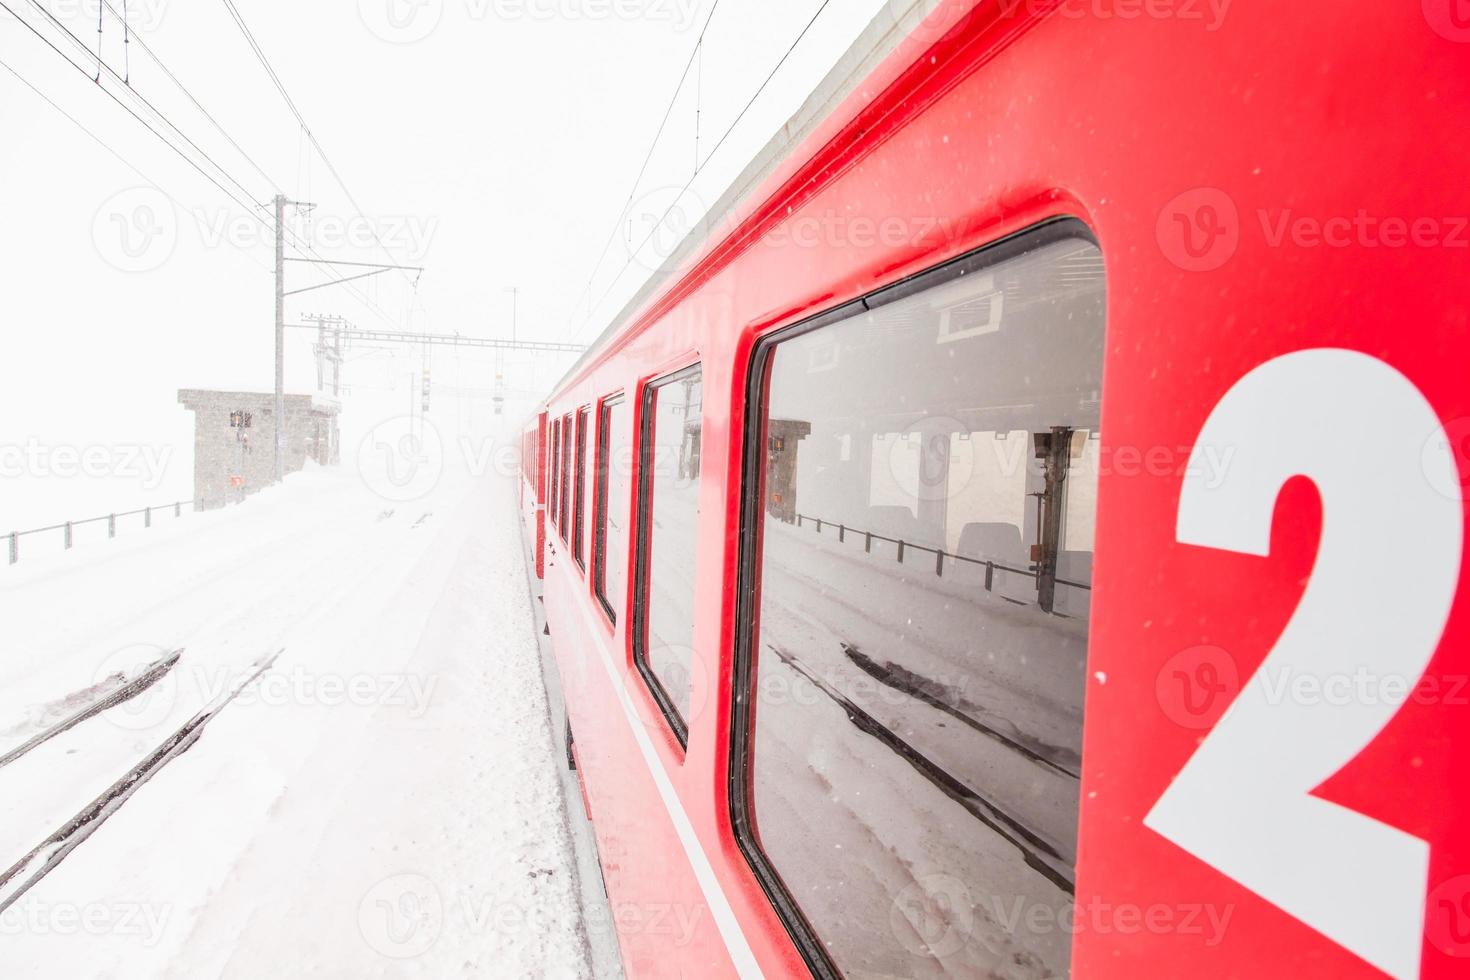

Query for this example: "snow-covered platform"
[0,454,603,977]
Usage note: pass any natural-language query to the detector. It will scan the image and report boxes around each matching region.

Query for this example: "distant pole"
[273,193,287,485]
[512,287,517,344]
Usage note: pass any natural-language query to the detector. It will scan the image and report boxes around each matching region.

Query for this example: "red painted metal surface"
[524,1,1470,976]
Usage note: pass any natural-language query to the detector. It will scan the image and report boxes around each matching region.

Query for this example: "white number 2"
[1145,348,1464,979]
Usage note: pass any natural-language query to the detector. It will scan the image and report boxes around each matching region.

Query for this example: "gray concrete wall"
[178,390,339,509]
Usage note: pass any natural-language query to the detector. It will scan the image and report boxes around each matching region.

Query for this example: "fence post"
[796,515,803,528]
[935,550,944,576]
[815,518,823,534]
[109,514,116,538]
[64,522,73,549]
[8,532,16,565]
[897,540,905,563]
[174,501,181,518]
[985,561,994,592]
[865,532,872,553]
[145,507,151,529]
[838,524,845,543]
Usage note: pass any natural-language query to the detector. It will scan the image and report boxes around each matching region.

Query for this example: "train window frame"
[593,392,626,625]
[728,216,1102,979]
[560,413,572,540]
[549,417,560,530]
[631,362,703,749]
[574,406,589,571]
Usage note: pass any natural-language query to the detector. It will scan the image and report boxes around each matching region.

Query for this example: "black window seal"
[593,393,625,625]
[631,362,703,750]
[574,406,589,571]
[727,216,1098,979]
[560,413,572,541]
[549,417,560,529]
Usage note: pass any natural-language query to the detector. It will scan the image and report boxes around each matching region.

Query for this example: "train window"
[550,417,561,529]
[574,407,589,570]
[633,364,703,743]
[560,413,572,539]
[734,223,1104,979]
[594,394,630,624]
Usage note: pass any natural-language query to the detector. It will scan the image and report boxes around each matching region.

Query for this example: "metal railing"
[7,500,198,566]
[793,512,1091,594]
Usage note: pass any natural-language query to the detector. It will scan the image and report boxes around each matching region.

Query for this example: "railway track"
[0,649,282,914]
[0,648,183,772]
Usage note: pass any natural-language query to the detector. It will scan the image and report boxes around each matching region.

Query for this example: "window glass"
[743,231,1104,978]
[635,366,703,736]
[594,396,631,623]
[574,407,589,568]
[560,414,572,538]
[550,418,560,527]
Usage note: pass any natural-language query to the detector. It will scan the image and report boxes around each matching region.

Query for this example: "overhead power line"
[96,0,283,194]
[562,0,724,339]
[569,0,836,342]
[3,0,271,228]
[220,0,419,292]
[0,54,275,280]
[4,1,411,332]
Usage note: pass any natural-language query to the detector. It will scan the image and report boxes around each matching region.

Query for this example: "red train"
[520,1,1470,976]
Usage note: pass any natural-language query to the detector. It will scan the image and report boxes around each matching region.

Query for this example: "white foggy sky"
[0,0,894,530]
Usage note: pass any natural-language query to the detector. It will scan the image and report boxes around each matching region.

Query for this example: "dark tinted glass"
[560,414,572,537]
[574,407,589,567]
[550,418,560,527]
[635,366,703,736]
[745,233,1104,978]
[595,396,630,622]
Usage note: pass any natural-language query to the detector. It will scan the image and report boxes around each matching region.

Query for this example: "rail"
[793,513,1092,594]
[7,499,199,566]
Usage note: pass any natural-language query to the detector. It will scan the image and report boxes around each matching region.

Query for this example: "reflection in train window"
[594,395,630,624]
[550,417,560,529]
[560,413,572,538]
[634,365,703,741]
[741,229,1104,979]
[574,407,589,569]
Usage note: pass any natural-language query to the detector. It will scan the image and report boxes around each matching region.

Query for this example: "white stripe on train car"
[586,626,765,978]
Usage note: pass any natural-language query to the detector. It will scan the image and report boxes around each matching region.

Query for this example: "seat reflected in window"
[745,231,1105,978]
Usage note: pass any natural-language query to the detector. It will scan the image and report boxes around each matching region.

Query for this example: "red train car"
[522,1,1470,977]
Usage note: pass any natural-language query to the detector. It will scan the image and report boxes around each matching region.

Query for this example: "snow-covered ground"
[0,441,604,977]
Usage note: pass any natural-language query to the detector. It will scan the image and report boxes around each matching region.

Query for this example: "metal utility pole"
[274,194,286,484]
[271,205,419,483]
